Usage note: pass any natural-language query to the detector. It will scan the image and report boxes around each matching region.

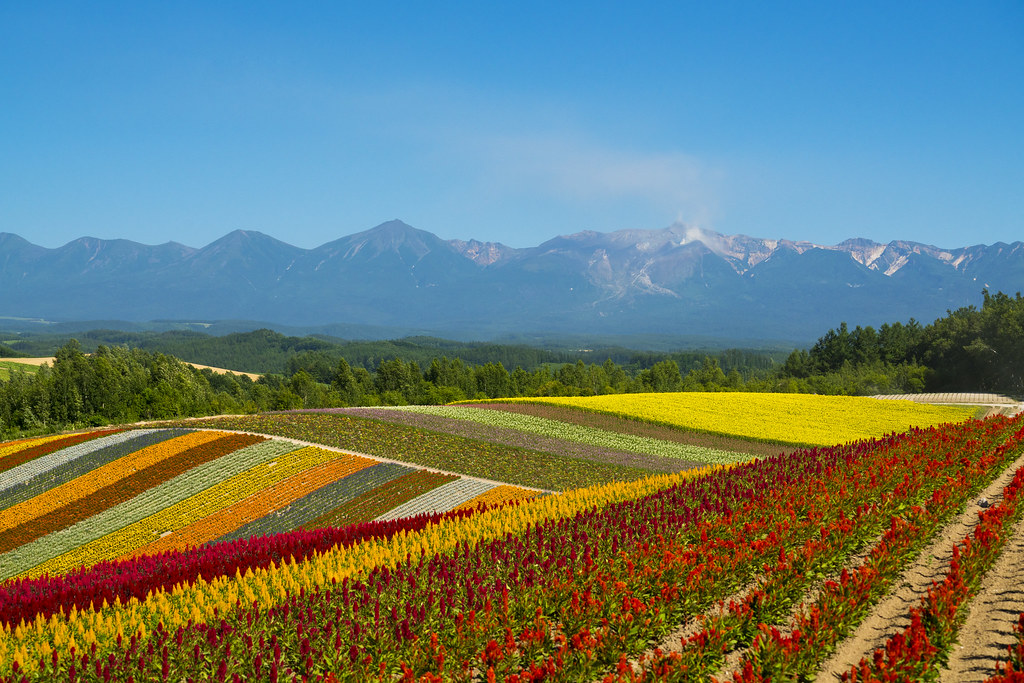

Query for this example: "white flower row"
[220,461,414,542]
[0,430,161,495]
[0,437,299,580]
[375,478,493,521]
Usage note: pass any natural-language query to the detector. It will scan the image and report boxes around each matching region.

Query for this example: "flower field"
[386,405,748,466]
[475,392,979,446]
[327,407,703,475]
[0,427,541,585]
[174,413,658,490]
[0,404,1021,681]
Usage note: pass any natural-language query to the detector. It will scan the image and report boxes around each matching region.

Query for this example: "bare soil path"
[815,450,1024,682]
[940,512,1024,682]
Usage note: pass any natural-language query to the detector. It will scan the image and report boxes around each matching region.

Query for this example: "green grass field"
[0,360,40,381]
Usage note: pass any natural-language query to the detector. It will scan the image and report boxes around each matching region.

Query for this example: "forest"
[0,290,1020,437]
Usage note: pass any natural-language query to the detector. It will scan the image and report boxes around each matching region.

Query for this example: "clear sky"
[2,2,1021,250]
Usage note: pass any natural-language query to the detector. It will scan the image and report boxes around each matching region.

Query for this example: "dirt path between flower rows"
[940,512,1024,682]
[814,451,1024,682]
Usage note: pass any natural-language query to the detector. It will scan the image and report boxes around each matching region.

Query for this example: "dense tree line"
[0,340,777,437]
[778,290,1024,396]
[2,328,785,378]
[0,344,27,358]
[3,290,1020,437]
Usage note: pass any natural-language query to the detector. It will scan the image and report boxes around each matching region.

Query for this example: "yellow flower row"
[454,484,541,512]
[0,462,721,666]
[0,435,68,463]
[125,451,376,558]
[490,392,977,446]
[21,445,356,580]
[0,431,223,534]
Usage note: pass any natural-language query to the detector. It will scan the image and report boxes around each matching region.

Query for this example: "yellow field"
[497,392,978,446]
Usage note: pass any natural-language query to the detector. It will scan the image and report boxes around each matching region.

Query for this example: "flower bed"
[0,416,1016,680]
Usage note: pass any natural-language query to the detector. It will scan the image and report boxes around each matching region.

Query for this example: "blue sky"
[2,2,1021,250]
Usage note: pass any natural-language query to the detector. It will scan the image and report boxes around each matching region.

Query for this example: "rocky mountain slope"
[2,221,1021,341]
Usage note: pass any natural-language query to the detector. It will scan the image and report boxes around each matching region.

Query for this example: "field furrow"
[389,404,749,465]
[940,514,1024,682]
[332,406,703,473]
[813,452,1024,681]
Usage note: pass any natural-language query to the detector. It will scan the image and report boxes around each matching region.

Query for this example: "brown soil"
[614,450,1024,682]
[940,513,1024,682]
[814,451,1024,682]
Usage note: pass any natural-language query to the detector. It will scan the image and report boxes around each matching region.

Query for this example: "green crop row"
[395,405,750,465]
[176,414,653,490]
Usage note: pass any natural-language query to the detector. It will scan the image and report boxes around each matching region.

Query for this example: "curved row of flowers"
[0,433,264,557]
[21,443,362,579]
[0,431,224,536]
[216,462,415,543]
[2,416,1021,680]
[0,428,542,589]
[0,430,182,516]
[0,430,138,499]
[476,392,979,447]
[126,452,376,558]
[392,405,747,465]
[0,435,74,466]
[0,431,120,477]
[0,437,296,580]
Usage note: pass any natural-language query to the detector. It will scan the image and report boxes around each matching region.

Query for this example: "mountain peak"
[448,238,518,265]
[2,223,1021,342]
[203,229,285,248]
[335,220,448,257]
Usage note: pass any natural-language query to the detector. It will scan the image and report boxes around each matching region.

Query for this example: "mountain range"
[2,220,1022,343]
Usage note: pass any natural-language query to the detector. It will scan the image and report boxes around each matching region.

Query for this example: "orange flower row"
[454,484,541,512]
[0,430,121,475]
[0,430,222,534]
[126,451,375,557]
[0,433,265,556]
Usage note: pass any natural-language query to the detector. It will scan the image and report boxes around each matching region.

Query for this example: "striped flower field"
[1,392,1021,682]
[0,427,541,583]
